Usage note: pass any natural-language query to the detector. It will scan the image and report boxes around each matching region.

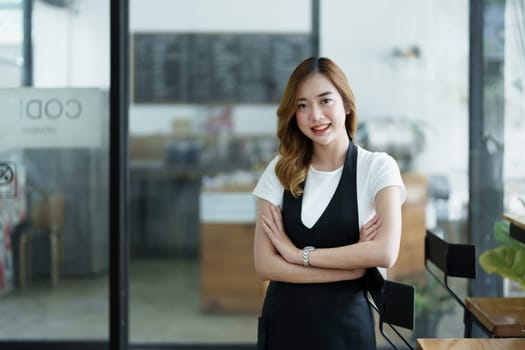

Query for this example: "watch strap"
[302,246,316,267]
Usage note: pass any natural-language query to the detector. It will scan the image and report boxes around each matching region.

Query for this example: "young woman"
[252,56,407,349]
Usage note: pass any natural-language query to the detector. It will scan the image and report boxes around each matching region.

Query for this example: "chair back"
[366,267,415,350]
[424,230,476,306]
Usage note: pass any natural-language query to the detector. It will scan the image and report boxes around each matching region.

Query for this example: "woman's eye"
[297,103,307,110]
[321,98,332,104]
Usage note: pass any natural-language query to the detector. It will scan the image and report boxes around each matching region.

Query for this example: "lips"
[311,123,331,134]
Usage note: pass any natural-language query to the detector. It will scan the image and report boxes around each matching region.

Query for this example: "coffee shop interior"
[0,0,524,349]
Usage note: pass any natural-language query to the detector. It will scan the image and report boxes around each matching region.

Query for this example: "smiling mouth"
[311,124,331,133]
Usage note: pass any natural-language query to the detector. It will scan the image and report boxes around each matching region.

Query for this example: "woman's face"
[294,73,349,147]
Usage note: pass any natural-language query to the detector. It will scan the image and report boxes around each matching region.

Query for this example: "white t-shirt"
[252,145,407,230]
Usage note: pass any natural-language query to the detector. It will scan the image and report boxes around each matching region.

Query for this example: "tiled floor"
[0,259,464,347]
[0,259,257,343]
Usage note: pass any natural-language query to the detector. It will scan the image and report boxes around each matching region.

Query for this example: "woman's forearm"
[307,239,399,270]
[255,251,365,284]
[306,186,403,270]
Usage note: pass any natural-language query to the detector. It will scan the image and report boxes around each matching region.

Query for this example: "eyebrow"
[296,91,334,101]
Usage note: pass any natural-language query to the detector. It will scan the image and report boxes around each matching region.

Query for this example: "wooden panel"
[465,297,525,337]
[416,338,525,350]
[200,223,264,313]
[389,173,427,279]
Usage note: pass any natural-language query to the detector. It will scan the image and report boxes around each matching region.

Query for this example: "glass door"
[127,0,313,347]
[3,0,521,348]
[0,0,111,348]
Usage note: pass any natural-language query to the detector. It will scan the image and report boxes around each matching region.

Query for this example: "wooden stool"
[464,297,525,338]
[416,338,525,350]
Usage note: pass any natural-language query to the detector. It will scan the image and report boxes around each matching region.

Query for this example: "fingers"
[260,215,277,239]
[260,205,284,242]
[269,204,285,230]
[365,213,380,229]
[360,214,382,242]
[260,211,296,263]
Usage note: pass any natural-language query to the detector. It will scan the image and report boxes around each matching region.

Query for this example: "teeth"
[313,125,329,131]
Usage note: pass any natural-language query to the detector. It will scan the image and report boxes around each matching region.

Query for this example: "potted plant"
[479,198,525,291]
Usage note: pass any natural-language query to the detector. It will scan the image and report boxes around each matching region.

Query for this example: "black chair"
[424,229,496,338]
[424,229,476,307]
[366,267,415,350]
[426,229,525,338]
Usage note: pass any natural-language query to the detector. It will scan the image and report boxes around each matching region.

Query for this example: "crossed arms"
[253,186,403,284]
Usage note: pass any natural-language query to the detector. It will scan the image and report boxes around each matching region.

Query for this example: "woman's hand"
[260,206,382,267]
[359,213,382,243]
[260,204,302,265]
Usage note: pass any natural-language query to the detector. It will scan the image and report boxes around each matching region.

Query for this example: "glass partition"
[322,0,470,342]
[503,0,525,297]
[126,0,479,346]
[0,0,110,345]
[4,0,522,347]
[128,0,311,344]
[0,0,23,87]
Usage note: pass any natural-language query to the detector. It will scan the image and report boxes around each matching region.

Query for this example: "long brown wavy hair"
[275,56,357,197]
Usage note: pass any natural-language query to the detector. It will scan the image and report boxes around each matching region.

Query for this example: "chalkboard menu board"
[133,33,312,104]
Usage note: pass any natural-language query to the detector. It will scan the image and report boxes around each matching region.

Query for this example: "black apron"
[257,141,376,349]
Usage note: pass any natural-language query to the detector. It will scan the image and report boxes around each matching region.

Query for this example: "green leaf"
[495,220,510,242]
[479,246,525,290]
[494,220,525,249]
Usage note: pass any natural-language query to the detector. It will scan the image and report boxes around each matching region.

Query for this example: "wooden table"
[416,338,525,350]
[504,213,525,244]
[464,297,525,337]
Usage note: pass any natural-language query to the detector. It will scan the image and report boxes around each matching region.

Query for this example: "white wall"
[32,0,109,87]
[322,0,470,206]
[504,1,525,212]
[0,7,23,87]
[130,0,310,33]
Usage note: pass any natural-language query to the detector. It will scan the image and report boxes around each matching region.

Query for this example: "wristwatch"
[302,246,316,267]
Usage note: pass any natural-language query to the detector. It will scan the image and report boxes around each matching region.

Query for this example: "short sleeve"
[252,156,284,206]
[370,153,407,204]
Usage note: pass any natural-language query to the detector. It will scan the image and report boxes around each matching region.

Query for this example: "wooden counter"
[416,338,525,350]
[199,189,263,314]
[200,222,264,313]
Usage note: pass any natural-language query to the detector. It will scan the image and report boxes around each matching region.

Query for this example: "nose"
[310,104,323,122]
